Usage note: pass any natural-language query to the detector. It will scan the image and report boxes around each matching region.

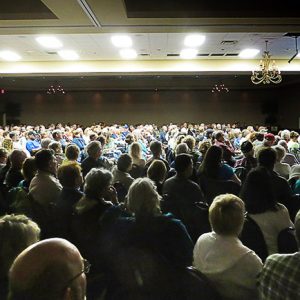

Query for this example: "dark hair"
[257,147,276,169]
[240,166,277,214]
[174,153,192,173]
[198,145,222,179]
[117,154,132,172]
[34,149,54,171]
[150,141,162,156]
[65,144,80,161]
[22,158,37,182]
[58,163,81,188]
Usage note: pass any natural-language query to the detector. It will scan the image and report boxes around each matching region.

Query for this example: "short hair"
[257,147,277,169]
[40,138,52,149]
[147,159,167,183]
[117,154,132,172]
[65,144,80,161]
[22,158,37,182]
[9,150,27,169]
[215,130,224,141]
[175,143,189,156]
[48,141,62,153]
[290,131,299,139]
[34,149,54,171]
[127,178,161,217]
[58,163,81,188]
[150,140,162,156]
[0,214,40,278]
[84,168,112,199]
[86,141,101,157]
[273,145,286,162]
[209,194,245,236]
[174,153,192,173]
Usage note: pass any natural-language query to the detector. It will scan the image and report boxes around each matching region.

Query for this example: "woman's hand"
[104,185,119,205]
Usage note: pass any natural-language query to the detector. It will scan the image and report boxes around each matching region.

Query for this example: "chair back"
[240,214,269,262]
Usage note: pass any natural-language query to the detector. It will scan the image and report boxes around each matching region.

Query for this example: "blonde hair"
[0,214,40,277]
[127,178,161,217]
[209,194,245,236]
[129,142,142,159]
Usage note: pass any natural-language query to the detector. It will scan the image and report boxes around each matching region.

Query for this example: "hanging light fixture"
[251,41,282,85]
[46,82,66,95]
[211,83,229,93]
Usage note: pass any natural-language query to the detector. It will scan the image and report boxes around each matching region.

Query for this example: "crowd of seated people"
[0,121,300,299]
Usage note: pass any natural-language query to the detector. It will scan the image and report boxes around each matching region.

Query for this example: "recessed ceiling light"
[180,49,198,59]
[0,50,21,61]
[239,48,260,58]
[36,36,63,49]
[58,50,79,60]
[111,35,132,48]
[184,34,206,47]
[120,49,137,59]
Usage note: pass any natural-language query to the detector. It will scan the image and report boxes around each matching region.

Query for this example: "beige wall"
[1,88,297,127]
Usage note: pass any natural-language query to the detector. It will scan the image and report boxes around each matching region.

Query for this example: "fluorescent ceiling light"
[239,48,260,58]
[111,35,132,48]
[180,49,198,59]
[0,50,21,61]
[184,34,206,47]
[120,49,137,59]
[36,36,63,49]
[58,50,79,60]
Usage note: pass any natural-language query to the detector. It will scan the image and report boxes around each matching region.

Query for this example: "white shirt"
[193,232,262,300]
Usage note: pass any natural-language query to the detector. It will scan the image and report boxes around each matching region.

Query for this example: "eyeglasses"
[65,259,91,288]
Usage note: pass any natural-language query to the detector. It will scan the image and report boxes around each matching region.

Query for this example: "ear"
[63,287,72,300]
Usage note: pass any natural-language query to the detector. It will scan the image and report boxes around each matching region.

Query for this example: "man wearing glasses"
[7,238,89,300]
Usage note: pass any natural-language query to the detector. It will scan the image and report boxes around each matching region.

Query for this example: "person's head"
[86,141,102,159]
[49,142,63,155]
[240,141,254,157]
[147,159,167,183]
[175,143,189,156]
[215,130,225,142]
[273,145,286,163]
[65,144,80,161]
[41,138,52,150]
[174,153,193,178]
[27,131,36,141]
[295,211,300,247]
[150,140,162,157]
[0,214,40,279]
[117,154,132,172]
[52,130,63,141]
[278,139,288,151]
[209,194,245,237]
[263,133,275,147]
[126,178,161,217]
[257,147,277,170]
[58,163,83,189]
[182,135,196,151]
[0,147,8,164]
[9,150,27,169]
[280,129,290,141]
[8,238,87,300]
[129,142,142,159]
[290,131,299,141]
[240,166,277,214]
[198,140,211,155]
[84,168,112,200]
[22,158,37,183]
[199,145,223,179]
[35,149,57,175]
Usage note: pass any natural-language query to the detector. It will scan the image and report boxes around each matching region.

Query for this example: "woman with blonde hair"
[128,142,145,167]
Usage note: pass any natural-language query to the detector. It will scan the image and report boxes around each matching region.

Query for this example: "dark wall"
[0,88,296,127]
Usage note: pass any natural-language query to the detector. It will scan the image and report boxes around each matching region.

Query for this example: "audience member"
[273,145,291,179]
[7,238,87,300]
[193,194,262,300]
[112,154,134,190]
[147,159,167,195]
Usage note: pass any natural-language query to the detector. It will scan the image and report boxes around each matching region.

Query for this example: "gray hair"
[175,143,189,156]
[41,138,52,149]
[84,168,112,199]
[126,178,161,217]
[273,145,286,162]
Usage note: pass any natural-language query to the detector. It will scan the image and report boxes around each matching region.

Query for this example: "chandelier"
[211,83,229,93]
[251,41,282,85]
[46,83,66,95]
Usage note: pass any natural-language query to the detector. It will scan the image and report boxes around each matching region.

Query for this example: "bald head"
[8,238,86,300]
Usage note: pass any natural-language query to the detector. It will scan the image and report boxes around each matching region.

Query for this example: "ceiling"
[0,0,300,80]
